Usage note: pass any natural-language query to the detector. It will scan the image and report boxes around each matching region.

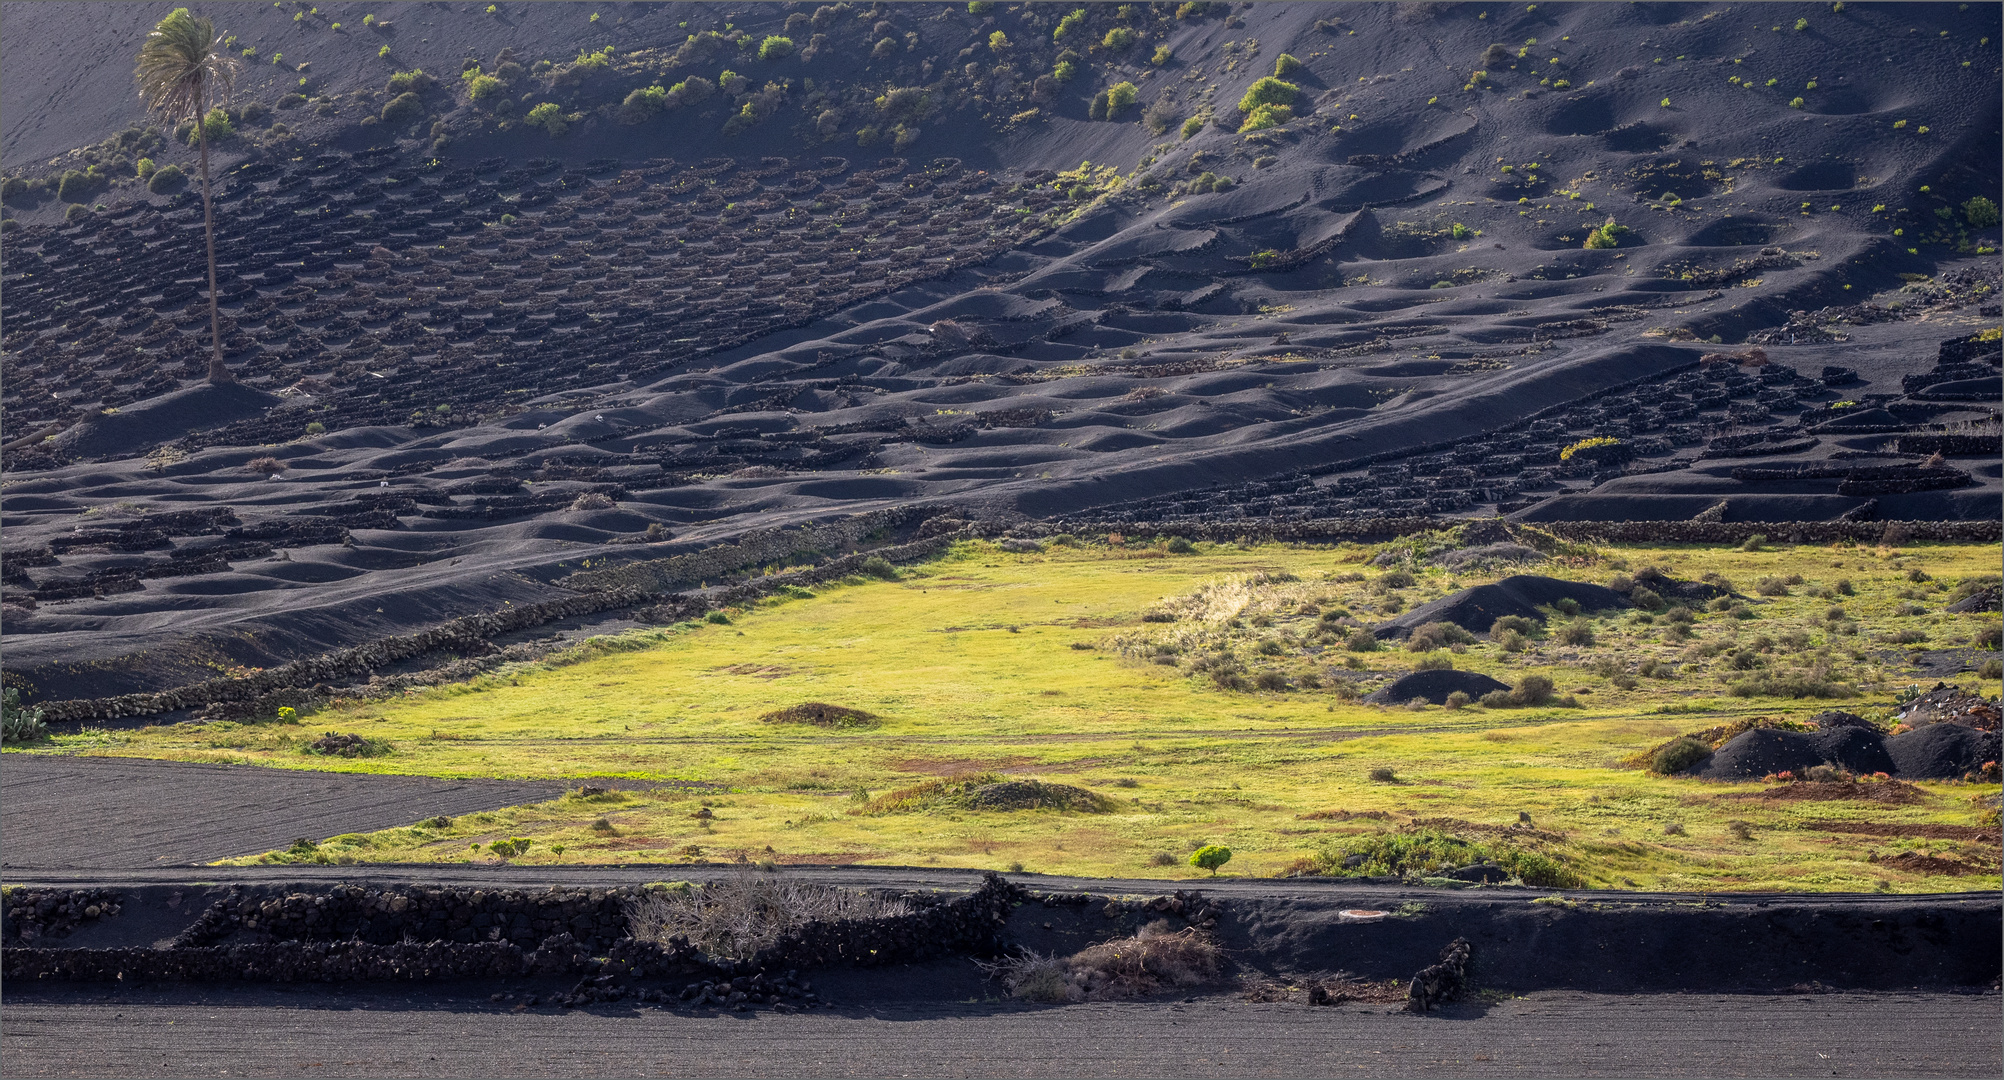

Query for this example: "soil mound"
[52,383,278,460]
[1733,780,1928,804]
[1364,669,1510,705]
[962,781,1115,813]
[1377,576,1627,639]
[1691,727,1896,779]
[760,702,880,729]
[1809,710,1880,731]
[1435,544,1546,570]
[1884,724,2001,780]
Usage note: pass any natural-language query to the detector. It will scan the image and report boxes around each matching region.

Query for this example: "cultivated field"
[28,530,1997,891]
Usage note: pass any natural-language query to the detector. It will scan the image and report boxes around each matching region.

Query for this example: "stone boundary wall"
[1025,517,2003,546]
[2,875,1030,989]
[32,511,958,722]
[28,509,1998,721]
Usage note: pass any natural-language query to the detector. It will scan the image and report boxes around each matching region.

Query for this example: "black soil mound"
[962,781,1113,813]
[51,383,279,461]
[1691,727,1896,779]
[1364,669,1511,706]
[1378,576,1627,639]
[1884,724,2002,780]
[1694,722,1995,780]
[1946,587,2001,614]
[1809,710,1880,732]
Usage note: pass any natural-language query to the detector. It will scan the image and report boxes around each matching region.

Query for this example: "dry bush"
[245,455,286,474]
[624,870,912,960]
[982,923,1221,1002]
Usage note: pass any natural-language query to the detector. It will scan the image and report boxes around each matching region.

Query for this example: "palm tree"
[135,8,240,385]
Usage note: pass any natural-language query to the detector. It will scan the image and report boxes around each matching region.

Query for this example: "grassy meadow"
[28,531,2001,892]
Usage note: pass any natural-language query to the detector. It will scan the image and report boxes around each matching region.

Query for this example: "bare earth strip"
[0,756,562,869]
[2,990,1997,1079]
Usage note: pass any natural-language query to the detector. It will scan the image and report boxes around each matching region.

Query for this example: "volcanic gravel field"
[3,1,1999,708]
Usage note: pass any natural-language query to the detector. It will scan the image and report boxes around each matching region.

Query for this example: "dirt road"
[3,987,1996,1078]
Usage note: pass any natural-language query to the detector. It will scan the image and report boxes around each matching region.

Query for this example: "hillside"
[2,1,1999,702]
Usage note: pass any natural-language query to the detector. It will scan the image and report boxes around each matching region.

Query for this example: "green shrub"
[134,157,156,178]
[704,610,731,625]
[1055,8,1089,42]
[1726,672,1856,699]
[1555,619,1596,647]
[304,421,326,436]
[1649,736,1712,775]
[1345,628,1380,652]
[1407,621,1477,651]
[488,837,534,859]
[1189,844,1232,875]
[759,35,794,60]
[467,74,505,102]
[668,76,716,107]
[1444,690,1472,709]
[1491,615,1540,637]
[1238,103,1292,132]
[386,69,434,95]
[1102,26,1136,50]
[1414,652,1454,671]
[1312,828,1582,888]
[1272,52,1302,77]
[276,92,306,109]
[1053,58,1079,82]
[1237,76,1298,114]
[2,688,46,744]
[859,555,900,580]
[239,101,269,125]
[147,164,185,193]
[1105,80,1139,117]
[525,101,570,135]
[381,91,424,124]
[1151,44,1172,65]
[1965,197,2001,228]
[1582,217,1627,249]
[183,107,233,145]
[620,85,668,123]
[1164,536,1197,554]
[1629,587,1664,611]
[55,170,100,203]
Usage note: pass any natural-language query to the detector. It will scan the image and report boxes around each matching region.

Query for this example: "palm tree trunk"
[196,105,230,384]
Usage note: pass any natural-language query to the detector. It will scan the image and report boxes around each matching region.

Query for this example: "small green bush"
[147,164,186,193]
[1582,217,1627,249]
[1238,103,1292,132]
[1408,621,1477,651]
[704,611,731,625]
[859,555,899,580]
[1556,619,1596,647]
[1491,615,1540,636]
[759,35,795,60]
[381,91,424,124]
[1237,76,1298,114]
[1189,844,1232,875]
[467,74,505,102]
[1272,53,1302,77]
[1105,80,1139,116]
[1444,690,1472,709]
[1103,26,1136,50]
[1345,628,1380,652]
[386,69,433,95]
[1151,44,1172,65]
[1649,736,1712,774]
[1164,536,1197,554]
[304,421,326,436]
[525,101,570,135]
[1965,197,2001,228]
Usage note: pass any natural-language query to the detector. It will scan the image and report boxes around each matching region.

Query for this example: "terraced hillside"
[1,1,1998,705]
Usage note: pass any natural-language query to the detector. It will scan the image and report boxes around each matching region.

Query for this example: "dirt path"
[2,988,1995,1079]
[0,756,563,868]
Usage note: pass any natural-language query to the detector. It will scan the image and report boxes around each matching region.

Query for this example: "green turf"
[24,533,1999,891]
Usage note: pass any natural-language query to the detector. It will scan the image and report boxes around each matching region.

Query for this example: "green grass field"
[24,532,2001,891]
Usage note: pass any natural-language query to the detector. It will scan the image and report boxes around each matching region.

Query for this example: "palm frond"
[134,8,238,120]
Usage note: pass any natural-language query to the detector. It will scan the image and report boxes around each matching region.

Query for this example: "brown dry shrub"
[983,923,1221,1002]
[246,455,286,474]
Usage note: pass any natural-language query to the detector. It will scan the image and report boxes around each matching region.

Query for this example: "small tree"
[1190,844,1232,875]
